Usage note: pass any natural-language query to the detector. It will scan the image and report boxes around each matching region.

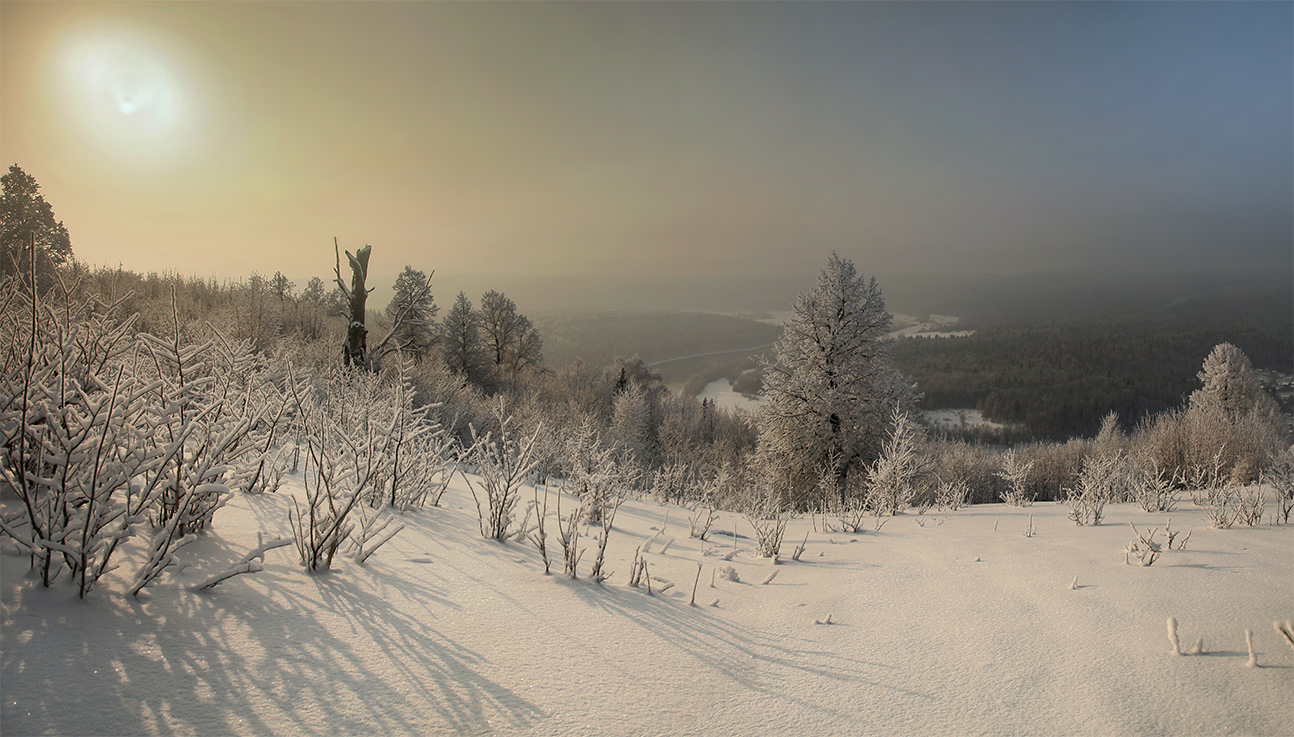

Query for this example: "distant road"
[646,343,777,368]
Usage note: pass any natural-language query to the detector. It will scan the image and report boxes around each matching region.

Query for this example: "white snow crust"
[3,477,1291,736]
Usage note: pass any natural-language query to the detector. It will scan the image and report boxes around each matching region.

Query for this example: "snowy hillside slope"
[3,476,1291,736]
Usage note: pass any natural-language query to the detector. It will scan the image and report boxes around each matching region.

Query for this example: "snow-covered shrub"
[0,280,175,595]
[996,449,1035,507]
[528,484,552,574]
[461,399,540,541]
[588,494,621,583]
[1129,459,1179,512]
[934,476,969,511]
[650,461,692,504]
[346,503,405,564]
[1234,486,1265,527]
[1124,523,1162,566]
[687,475,720,542]
[287,366,404,571]
[1261,450,1294,524]
[555,491,583,578]
[744,478,790,560]
[866,411,929,516]
[927,440,1000,505]
[1064,453,1123,525]
[368,370,456,509]
[1201,485,1240,529]
[562,419,636,526]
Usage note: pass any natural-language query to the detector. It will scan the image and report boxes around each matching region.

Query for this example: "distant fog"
[357,270,1292,325]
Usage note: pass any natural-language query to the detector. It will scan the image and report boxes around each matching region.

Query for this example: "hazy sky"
[2,1,1290,282]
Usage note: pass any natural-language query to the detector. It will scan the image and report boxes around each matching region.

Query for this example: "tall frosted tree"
[1,165,72,284]
[757,253,915,507]
[376,265,437,364]
[439,292,491,387]
[479,290,543,386]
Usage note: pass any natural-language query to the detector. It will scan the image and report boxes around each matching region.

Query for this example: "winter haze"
[1,1,1291,288]
[2,3,1293,737]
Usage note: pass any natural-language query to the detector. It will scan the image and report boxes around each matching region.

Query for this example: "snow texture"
[3,478,1292,736]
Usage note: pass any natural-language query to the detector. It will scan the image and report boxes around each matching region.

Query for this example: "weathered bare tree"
[334,238,372,369]
[332,241,436,371]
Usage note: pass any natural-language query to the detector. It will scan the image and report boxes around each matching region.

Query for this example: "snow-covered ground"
[3,478,1292,736]
[889,313,974,339]
[922,408,1014,431]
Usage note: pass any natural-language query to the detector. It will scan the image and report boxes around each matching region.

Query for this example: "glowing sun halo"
[57,28,201,164]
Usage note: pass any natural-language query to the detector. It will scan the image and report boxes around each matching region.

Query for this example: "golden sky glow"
[2,2,1290,283]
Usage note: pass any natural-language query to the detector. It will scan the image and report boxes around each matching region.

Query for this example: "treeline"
[893,310,1293,440]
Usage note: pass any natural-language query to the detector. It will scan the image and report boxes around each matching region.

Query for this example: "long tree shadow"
[549,574,929,722]
[2,559,541,736]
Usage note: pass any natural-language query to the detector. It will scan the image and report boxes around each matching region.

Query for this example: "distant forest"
[894,295,1292,440]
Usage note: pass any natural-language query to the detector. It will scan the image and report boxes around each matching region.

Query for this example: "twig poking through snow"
[761,569,778,586]
[1069,575,1078,591]
[192,534,292,591]
[1274,621,1294,652]
[690,564,702,606]
[1245,629,1259,668]
[1168,617,1182,655]
[814,614,833,625]
[791,532,809,561]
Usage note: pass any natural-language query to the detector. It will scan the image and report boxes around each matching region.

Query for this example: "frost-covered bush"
[562,419,637,526]
[650,461,692,505]
[1128,459,1179,513]
[927,439,1000,505]
[1261,450,1294,524]
[934,476,970,511]
[866,412,929,516]
[744,477,790,559]
[996,450,1035,507]
[0,276,291,595]
[461,399,540,541]
[1064,454,1122,525]
[287,367,403,571]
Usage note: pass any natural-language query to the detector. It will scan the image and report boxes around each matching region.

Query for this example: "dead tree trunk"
[334,238,372,370]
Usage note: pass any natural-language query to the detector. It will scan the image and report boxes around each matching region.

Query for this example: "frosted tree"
[375,265,437,365]
[757,253,915,507]
[439,292,492,387]
[1189,344,1270,423]
[478,290,543,387]
[609,383,651,470]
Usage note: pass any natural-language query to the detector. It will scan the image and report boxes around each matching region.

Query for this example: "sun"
[56,26,201,164]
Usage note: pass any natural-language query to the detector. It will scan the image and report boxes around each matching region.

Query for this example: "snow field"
[3,476,1292,736]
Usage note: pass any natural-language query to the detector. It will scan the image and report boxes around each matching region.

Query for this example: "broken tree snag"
[334,238,373,369]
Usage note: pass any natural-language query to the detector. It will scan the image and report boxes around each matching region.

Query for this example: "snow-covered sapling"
[588,496,621,583]
[461,401,540,541]
[745,480,789,560]
[996,450,1035,507]
[528,483,551,574]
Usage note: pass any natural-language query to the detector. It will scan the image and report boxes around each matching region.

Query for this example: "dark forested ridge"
[894,285,1293,440]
